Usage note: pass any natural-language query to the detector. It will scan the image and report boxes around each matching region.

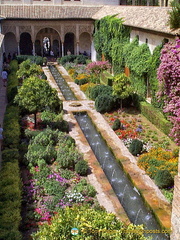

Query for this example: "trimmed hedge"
[16,55,44,66]
[0,161,22,240]
[3,105,21,149]
[140,101,172,136]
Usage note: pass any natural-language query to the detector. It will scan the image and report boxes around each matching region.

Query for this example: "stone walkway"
[0,76,7,168]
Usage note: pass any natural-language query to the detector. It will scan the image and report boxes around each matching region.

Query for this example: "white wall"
[130,29,174,53]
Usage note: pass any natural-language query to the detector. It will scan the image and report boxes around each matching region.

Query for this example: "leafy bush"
[89,84,112,100]
[75,160,89,176]
[41,110,69,132]
[154,170,174,189]
[3,105,21,149]
[2,148,19,162]
[16,55,44,65]
[58,55,88,65]
[75,78,89,85]
[0,161,22,240]
[129,139,143,156]
[140,101,172,136]
[138,148,178,178]
[24,129,41,139]
[32,205,146,240]
[60,169,75,180]
[95,94,116,113]
[26,143,56,166]
[112,119,121,131]
[73,179,96,197]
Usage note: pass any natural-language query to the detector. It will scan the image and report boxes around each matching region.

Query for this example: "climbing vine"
[93,15,130,74]
[148,44,163,107]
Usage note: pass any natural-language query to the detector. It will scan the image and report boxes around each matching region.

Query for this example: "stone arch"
[20,32,33,55]
[4,32,18,57]
[35,40,41,56]
[64,32,75,55]
[79,32,91,56]
[53,39,60,58]
[35,27,61,57]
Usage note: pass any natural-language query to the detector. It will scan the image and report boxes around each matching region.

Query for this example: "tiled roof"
[92,6,180,35]
[0,5,179,35]
[0,5,103,19]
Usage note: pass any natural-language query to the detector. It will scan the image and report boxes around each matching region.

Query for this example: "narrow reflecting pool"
[74,112,170,240]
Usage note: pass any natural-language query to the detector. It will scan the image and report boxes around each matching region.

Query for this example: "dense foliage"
[168,0,180,30]
[15,76,62,127]
[0,62,22,239]
[157,39,180,145]
[138,148,178,180]
[94,15,130,73]
[32,205,146,240]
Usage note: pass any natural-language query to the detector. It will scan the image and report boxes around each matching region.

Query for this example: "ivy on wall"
[93,16,162,99]
[148,44,163,107]
[93,15,130,74]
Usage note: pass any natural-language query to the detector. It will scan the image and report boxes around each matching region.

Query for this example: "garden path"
[0,76,7,169]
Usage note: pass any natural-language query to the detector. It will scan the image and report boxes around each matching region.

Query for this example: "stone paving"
[0,76,7,168]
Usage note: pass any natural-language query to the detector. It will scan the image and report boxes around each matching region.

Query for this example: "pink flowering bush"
[157,39,180,145]
[86,61,111,75]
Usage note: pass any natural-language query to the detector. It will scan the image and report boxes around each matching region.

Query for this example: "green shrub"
[26,143,57,166]
[154,170,174,189]
[75,78,89,85]
[2,148,19,162]
[73,179,96,197]
[140,101,172,136]
[3,105,20,149]
[95,94,115,113]
[60,169,75,180]
[89,84,112,100]
[129,139,143,156]
[75,160,89,176]
[24,129,41,139]
[32,205,146,240]
[44,180,66,197]
[16,55,43,65]
[112,119,121,131]
[58,55,88,65]
[9,59,19,72]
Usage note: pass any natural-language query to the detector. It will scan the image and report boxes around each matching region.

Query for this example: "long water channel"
[49,65,170,240]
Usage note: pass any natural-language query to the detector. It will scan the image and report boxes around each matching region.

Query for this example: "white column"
[76,42,79,55]
[17,43,20,55]
[61,42,64,57]
[91,41,96,61]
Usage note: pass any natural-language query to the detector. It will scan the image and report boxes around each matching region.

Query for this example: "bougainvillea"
[86,61,111,75]
[157,39,180,145]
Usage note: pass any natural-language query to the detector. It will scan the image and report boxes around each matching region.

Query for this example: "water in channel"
[48,65,77,100]
[50,65,170,240]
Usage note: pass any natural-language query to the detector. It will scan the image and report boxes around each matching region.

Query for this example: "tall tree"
[15,77,62,128]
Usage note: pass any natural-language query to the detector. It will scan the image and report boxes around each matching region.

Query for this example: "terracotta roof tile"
[92,6,180,35]
[0,5,179,35]
[0,5,102,19]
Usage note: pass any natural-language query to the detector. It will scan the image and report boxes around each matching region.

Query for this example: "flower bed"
[21,127,97,237]
[103,108,179,203]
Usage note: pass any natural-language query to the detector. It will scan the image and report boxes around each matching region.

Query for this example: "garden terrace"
[44,64,172,235]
